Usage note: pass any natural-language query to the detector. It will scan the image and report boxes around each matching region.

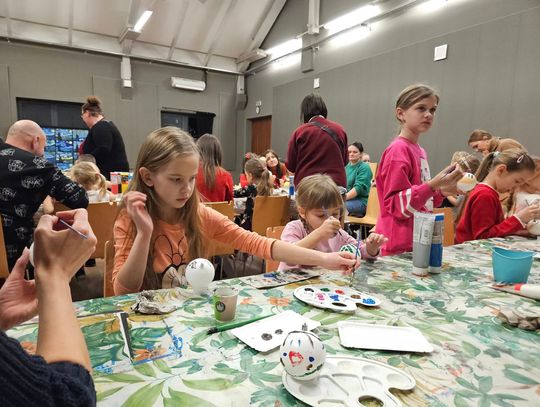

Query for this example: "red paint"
[288,351,304,366]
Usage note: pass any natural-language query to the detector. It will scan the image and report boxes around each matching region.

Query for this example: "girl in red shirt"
[455,149,539,243]
[195,134,233,202]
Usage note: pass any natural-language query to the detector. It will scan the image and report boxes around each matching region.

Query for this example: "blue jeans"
[346,198,367,217]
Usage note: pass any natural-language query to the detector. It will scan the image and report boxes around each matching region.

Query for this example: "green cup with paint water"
[213,287,238,321]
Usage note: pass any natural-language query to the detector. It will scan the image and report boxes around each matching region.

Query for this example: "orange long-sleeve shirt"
[113,204,275,294]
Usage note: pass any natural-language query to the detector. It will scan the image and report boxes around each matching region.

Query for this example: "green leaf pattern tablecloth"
[7,237,540,406]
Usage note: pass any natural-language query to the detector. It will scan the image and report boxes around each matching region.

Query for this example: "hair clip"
[517,154,525,164]
[493,151,500,157]
[245,153,252,159]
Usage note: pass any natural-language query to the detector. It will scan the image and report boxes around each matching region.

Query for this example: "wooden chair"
[368,162,378,179]
[265,226,285,273]
[204,201,235,257]
[252,195,290,236]
[433,207,455,247]
[103,240,115,297]
[345,162,379,239]
[204,201,235,220]
[0,216,9,278]
[345,187,380,239]
[54,201,120,259]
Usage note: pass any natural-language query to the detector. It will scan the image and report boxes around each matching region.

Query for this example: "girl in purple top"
[279,174,386,271]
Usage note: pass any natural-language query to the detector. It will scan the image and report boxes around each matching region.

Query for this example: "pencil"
[59,219,88,239]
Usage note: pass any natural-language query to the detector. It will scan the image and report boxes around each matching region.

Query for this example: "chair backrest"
[368,162,378,179]
[0,215,9,278]
[433,207,455,247]
[204,201,235,257]
[364,187,380,222]
[204,201,235,220]
[265,226,285,273]
[252,195,290,236]
[54,201,120,259]
[103,240,115,297]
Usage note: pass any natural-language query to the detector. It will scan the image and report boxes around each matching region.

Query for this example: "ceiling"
[0,0,288,74]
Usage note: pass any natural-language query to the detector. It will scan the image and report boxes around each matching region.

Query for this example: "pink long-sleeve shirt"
[375,136,443,256]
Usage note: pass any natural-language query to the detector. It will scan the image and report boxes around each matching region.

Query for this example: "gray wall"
[241,0,540,174]
[0,41,238,170]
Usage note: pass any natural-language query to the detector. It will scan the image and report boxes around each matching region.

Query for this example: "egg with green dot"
[339,243,357,254]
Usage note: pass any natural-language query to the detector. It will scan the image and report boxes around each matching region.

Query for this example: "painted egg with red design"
[279,330,326,381]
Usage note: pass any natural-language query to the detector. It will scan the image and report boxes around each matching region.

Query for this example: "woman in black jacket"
[81,96,129,179]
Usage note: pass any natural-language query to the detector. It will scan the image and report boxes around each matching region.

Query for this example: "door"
[250,116,272,155]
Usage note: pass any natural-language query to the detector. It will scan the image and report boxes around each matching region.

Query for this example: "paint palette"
[282,355,415,407]
[230,310,320,353]
[293,286,381,313]
[338,321,434,353]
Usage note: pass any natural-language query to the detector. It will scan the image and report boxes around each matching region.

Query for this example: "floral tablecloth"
[8,237,540,406]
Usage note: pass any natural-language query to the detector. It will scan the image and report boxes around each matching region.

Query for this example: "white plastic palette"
[293,285,381,313]
[282,356,415,407]
[230,310,320,353]
[338,321,434,353]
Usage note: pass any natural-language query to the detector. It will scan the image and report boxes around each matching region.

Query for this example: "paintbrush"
[58,219,88,239]
[350,236,362,287]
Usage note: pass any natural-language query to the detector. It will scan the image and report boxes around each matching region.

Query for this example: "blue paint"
[329,294,340,301]
[309,356,315,362]
[362,298,376,305]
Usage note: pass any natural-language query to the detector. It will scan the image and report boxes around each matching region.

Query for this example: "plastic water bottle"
[288,175,295,197]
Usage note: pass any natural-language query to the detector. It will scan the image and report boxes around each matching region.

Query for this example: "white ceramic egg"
[185,258,215,295]
[339,243,357,254]
[457,172,477,192]
[280,330,326,381]
[527,219,540,236]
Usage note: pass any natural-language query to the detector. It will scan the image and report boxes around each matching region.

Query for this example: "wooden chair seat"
[204,201,235,257]
[265,226,285,273]
[433,207,455,247]
[54,201,120,259]
[103,240,115,297]
[252,195,290,236]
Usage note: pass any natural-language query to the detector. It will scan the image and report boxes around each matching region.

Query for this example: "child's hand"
[124,191,153,236]
[429,164,463,196]
[316,216,341,240]
[516,203,540,224]
[365,233,387,257]
[320,251,356,272]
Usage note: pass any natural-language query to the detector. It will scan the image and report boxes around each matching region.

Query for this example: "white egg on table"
[185,258,215,295]
[457,172,477,192]
[280,330,326,381]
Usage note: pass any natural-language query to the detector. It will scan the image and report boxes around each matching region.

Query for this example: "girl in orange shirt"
[112,127,357,294]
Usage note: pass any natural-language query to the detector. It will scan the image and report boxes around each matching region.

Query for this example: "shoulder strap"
[309,121,344,152]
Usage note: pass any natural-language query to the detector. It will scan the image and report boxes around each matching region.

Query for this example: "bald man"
[1,120,88,271]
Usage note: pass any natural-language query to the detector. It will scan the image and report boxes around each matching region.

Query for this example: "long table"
[8,237,540,406]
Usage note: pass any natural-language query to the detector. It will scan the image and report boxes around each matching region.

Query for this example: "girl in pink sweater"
[112,127,357,294]
[376,84,463,255]
[279,174,386,270]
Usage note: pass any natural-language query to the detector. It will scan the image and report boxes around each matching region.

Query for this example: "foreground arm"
[34,210,96,371]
